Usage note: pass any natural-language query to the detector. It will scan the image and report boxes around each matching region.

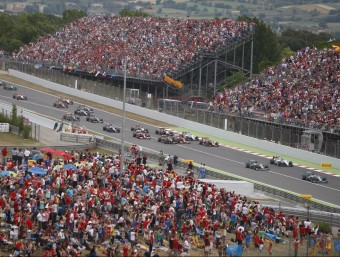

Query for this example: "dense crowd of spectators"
[14,16,253,80]
[0,147,335,257]
[212,47,340,133]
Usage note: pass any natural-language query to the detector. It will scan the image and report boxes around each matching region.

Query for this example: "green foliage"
[0,10,85,53]
[119,8,149,17]
[238,16,282,74]
[0,113,11,124]
[0,107,30,139]
[11,104,17,125]
[318,222,331,234]
[62,10,87,24]
[22,125,32,139]
[281,47,294,58]
[279,29,332,51]
[218,71,246,91]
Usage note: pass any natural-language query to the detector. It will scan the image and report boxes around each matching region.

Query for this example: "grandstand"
[13,16,254,100]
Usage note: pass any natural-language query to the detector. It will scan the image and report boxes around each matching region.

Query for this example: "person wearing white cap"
[58,229,65,240]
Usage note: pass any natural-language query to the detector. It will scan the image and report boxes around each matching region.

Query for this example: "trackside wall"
[8,69,340,169]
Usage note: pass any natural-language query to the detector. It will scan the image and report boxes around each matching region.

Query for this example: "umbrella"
[54,150,71,160]
[63,164,77,171]
[0,171,10,177]
[0,171,17,177]
[54,150,66,156]
[19,164,28,169]
[28,167,47,175]
[41,147,55,154]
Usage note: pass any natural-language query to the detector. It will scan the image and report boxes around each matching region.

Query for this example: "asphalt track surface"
[1,84,340,207]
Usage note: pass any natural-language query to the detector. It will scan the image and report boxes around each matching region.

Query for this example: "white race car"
[270,156,293,167]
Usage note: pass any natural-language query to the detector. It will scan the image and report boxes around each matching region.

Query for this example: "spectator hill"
[14,15,254,96]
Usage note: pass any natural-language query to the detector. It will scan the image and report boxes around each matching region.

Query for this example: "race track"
[1,84,340,206]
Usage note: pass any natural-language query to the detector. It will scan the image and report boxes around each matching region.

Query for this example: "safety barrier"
[0,123,9,132]
[60,132,95,144]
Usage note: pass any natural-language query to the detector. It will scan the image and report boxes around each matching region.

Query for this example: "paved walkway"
[38,125,83,146]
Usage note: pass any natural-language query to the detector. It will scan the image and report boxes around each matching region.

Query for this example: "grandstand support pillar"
[250,35,254,78]
[198,65,202,97]
[233,48,236,65]
[214,59,217,95]
[242,43,245,69]
[120,58,127,177]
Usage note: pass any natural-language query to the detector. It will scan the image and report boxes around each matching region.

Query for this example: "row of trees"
[0,10,86,52]
[0,10,336,75]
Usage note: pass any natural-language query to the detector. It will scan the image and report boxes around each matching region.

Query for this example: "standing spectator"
[1,146,7,164]
[12,147,18,165]
[294,238,300,257]
[17,148,24,166]
[149,230,154,254]
[217,240,226,257]
[53,120,59,131]
[142,154,147,165]
[268,241,273,256]
[24,148,31,164]
[259,237,264,256]
[204,232,210,257]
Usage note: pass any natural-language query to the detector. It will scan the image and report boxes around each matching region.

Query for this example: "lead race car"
[302,171,328,183]
[270,156,293,167]
[198,137,219,147]
[245,160,270,171]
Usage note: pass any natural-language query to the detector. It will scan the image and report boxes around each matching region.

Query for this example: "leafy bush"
[318,222,331,234]
[22,125,31,139]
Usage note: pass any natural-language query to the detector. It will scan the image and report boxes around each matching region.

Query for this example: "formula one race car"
[86,115,104,123]
[158,135,174,144]
[74,109,90,116]
[62,113,80,121]
[172,135,191,144]
[270,156,293,167]
[302,171,328,183]
[103,123,120,133]
[131,124,149,133]
[245,160,269,171]
[133,129,151,139]
[53,100,68,108]
[4,84,17,91]
[13,93,27,100]
[58,97,74,105]
[199,137,219,147]
[155,127,174,136]
[75,105,93,114]
[181,132,199,141]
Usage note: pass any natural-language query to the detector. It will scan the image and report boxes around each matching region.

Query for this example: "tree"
[62,10,86,24]
[238,16,282,74]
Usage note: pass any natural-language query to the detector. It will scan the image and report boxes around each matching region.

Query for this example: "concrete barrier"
[8,69,340,169]
[0,123,9,132]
